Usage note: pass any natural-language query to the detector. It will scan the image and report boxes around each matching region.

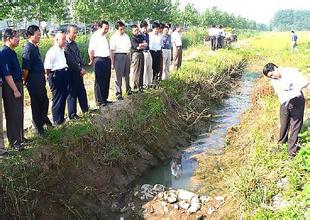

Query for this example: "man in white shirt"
[110,21,131,100]
[44,32,68,125]
[263,63,310,156]
[208,25,216,51]
[149,22,163,80]
[88,20,111,106]
[171,25,182,70]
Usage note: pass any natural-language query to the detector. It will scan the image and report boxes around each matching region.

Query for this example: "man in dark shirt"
[64,24,88,119]
[0,29,24,150]
[131,24,146,92]
[22,25,51,135]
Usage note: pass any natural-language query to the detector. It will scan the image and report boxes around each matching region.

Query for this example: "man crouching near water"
[263,63,310,157]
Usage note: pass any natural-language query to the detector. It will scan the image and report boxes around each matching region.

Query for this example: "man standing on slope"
[263,63,310,157]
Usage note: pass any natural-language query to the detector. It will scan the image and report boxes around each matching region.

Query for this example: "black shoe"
[100,102,107,107]
[117,96,124,101]
[11,141,25,151]
[105,100,113,104]
[69,114,80,120]
[45,118,53,126]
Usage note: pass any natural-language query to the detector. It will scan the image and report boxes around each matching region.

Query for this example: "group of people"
[0,20,183,156]
[208,25,225,51]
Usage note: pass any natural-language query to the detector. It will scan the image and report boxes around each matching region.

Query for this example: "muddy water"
[138,72,258,192]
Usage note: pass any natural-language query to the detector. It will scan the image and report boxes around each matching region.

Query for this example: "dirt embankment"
[0,52,246,219]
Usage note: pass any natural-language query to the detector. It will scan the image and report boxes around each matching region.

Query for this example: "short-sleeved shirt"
[110,32,131,54]
[149,32,163,51]
[141,32,150,51]
[88,30,110,57]
[44,45,68,71]
[0,44,22,81]
[271,67,309,104]
[171,31,182,47]
[162,34,172,49]
[22,41,44,77]
[131,34,145,53]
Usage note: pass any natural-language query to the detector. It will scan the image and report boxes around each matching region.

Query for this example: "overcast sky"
[178,0,310,24]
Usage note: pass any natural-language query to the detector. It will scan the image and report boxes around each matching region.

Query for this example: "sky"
[178,0,310,24]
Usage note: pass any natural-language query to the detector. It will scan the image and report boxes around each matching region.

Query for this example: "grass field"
[196,31,310,219]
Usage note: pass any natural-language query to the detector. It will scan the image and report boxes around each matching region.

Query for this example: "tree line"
[0,0,268,31]
[271,9,310,31]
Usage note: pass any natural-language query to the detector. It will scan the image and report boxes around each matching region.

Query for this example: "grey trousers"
[279,94,305,156]
[114,53,131,96]
[132,51,144,90]
[2,80,24,145]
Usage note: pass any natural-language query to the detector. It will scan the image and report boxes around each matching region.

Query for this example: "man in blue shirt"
[291,31,298,53]
[0,29,24,151]
[22,25,52,135]
[161,26,172,80]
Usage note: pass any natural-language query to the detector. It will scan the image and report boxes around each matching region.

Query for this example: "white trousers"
[143,51,153,86]
[162,49,171,80]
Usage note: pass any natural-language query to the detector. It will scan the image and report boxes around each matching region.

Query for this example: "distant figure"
[291,31,298,53]
[262,63,310,157]
[216,25,224,49]
[171,25,183,70]
[208,25,216,51]
[40,21,49,38]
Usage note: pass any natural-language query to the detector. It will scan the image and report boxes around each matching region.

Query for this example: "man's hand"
[80,68,86,77]
[13,90,22,99]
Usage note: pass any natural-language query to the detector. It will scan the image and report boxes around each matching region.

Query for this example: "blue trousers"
[48,69,69,125]
[67,71,88,118]
[93,57,111,105]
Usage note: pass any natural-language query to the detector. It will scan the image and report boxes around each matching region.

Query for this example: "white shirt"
[44,45,68,71]
[208,27,217,37]
[171,31,182,47]
[149,32,163,51]
[271,67,309,104]
[110,32,131,53]
[88,30,110,57]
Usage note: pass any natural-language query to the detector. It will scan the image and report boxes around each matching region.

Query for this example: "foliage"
[271,9,310,31]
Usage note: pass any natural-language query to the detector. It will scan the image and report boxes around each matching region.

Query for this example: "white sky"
[178,0,310,24]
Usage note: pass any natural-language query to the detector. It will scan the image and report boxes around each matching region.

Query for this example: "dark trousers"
[48,69,69,125]
[132,51,144,90]
[93,57,111,105]
[114,54,130,96]
[2,80,24,145]
[210,36,216,51]
[67,71,88,118]
[216,36,223,49]
[27,75,50,133]
[279,95,305,156]
[150,50,162,80]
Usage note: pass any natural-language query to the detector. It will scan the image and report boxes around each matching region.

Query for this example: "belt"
[94,56,110,59]
[162,48,171,50]
[150,50,161,52]
[52,67,68,73]
[115,53,128,55]
[176,46,182,48]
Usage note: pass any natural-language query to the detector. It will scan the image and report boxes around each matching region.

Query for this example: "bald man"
[44,32,69,125]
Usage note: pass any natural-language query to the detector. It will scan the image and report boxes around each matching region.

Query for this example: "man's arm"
[88,50,94,65]
[64,45,82,73]
[4,75,21,98]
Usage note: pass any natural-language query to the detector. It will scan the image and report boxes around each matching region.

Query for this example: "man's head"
[55,32,66,48]
[98,20,109,35]
[66,24,78,41]
[263,63,280,79]
[131,24,139,36]
[175,25,182,32]
[26,25,41,45]
[115,21,125,34]
[163,26,169,35]
[3,28,20,48]
[140,21,148,33]
[291,30,295,33]
[152,22,159,34]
